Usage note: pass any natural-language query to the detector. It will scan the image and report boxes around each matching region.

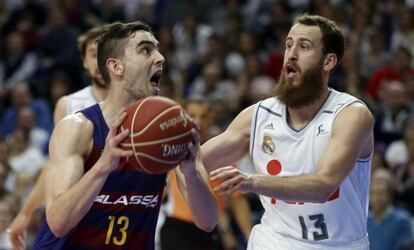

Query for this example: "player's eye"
[141,47,151,55]
[300,43,310,50]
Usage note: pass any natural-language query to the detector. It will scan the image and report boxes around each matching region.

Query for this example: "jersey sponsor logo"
[263,122,275,131]
[262,134,275,155]
[94,194,159,208]
[316,124,329,136]
[160,110,189,131]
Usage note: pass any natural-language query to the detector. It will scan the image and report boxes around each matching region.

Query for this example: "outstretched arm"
[201,106,253,173]
[212,103,374,203]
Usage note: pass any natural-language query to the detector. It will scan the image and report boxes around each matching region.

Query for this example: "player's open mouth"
[150,71,162,95]
[286,65,298,78]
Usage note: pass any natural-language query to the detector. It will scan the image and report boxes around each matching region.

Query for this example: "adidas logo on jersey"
[263,122,275,131]
[94,194,159,208]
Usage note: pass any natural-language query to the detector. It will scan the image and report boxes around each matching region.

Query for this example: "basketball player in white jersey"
[7,25,109,250]
[202,14,374,250]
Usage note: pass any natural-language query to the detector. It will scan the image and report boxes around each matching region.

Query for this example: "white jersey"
[249,89,371,249]
[66,86,97,114]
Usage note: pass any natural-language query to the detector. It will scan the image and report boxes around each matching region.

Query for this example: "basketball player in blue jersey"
[32,21,218,250]
[7,25,110,250]
[202,14,374,249]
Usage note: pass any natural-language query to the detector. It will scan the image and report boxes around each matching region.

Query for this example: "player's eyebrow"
[136,40,159,49]
[286,37,314,45]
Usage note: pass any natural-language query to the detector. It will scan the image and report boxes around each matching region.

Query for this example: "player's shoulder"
[53,112,94,145]
[70,86,93,98]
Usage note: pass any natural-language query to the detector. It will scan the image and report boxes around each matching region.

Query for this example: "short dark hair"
[96,21,153,85]
[77,25,109,60]
[294,14,345,64]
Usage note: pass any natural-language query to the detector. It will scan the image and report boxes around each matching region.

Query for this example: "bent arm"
[202,106,253,173]
[246,103,374,203]
[45,116,110,237]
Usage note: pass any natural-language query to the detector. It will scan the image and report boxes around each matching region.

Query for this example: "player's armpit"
[201,105,253,173]
[315,102,374,199]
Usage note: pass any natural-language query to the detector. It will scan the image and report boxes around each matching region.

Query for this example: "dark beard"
[272,60,325,108]
[91,76,107,89]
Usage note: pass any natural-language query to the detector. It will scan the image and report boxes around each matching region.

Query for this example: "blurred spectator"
[368,169,413,250]
[359,30,391,81]
[366,46,414,101]
[0,82,52,137]
[188,61,237,128]
[4,129,46,195]
[173,11,213,71]
[220,12,243,52]
[12,106,49,152]
[395,121,414,214]
[188,62,236,105]
[0,31,37,92]
[1,0,47,49]
[259,2,291,52]
[89,0,125,24]
[374,80,414,145]
[332,49,365,98]
[46,70,72,110]
[0,0,10,29]
[386,118,414,171]
[37,3,81,93]
[391,8,414,60]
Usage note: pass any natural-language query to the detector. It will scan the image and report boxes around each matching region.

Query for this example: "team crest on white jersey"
[262,134,275,155]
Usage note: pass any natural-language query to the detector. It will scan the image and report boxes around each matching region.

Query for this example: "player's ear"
[107,58,124,77]
[323,53,337,72]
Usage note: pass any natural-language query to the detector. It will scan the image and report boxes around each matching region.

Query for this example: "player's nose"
[154,50,165,67]
[287,45,298,61]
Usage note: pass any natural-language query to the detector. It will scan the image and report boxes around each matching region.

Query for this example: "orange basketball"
[119,96,193,174]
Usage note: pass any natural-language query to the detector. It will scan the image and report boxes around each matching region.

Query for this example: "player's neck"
[91,83,107,102]
[100,87,135,126]
[286,88,330,130]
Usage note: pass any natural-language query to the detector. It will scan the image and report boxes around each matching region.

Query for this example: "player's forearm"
[202,133,248,174]
[249,174,336,203]
[180,157,218,232]
[46,165,110,237]
[20,167,47,215]
[184,168,218,232]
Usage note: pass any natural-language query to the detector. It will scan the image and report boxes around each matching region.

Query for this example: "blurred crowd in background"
[0,0,414,249]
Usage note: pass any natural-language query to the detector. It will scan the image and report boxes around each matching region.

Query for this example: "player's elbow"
[46,214,71,238]
[193,212,218,233]
[314,183,339,203]
[48,222,69,238]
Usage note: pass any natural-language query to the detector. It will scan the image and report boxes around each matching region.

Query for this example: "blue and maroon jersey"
[33,104,167,250]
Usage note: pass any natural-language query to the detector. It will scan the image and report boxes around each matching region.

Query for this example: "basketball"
[119,96,193,174]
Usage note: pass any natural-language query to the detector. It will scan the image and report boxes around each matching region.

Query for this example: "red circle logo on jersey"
[267,160,282,176]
